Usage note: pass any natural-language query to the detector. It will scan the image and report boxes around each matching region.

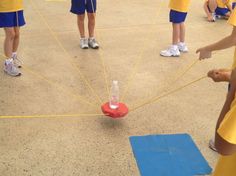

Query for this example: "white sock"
[5,58,13,64]
[178,42,185,46]
[171,45,178,50]
[12,52,17,59]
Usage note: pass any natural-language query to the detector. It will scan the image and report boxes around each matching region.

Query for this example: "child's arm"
[215,69,236,155]
[226,3,233,13]
[196,26,236,60]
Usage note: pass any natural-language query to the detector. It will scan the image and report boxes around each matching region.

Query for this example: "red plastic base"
[101,102,129,119]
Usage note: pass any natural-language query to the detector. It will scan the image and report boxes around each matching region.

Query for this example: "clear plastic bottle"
[109,80,119,109]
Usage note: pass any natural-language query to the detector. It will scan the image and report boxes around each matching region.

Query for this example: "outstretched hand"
[196,47,212,60]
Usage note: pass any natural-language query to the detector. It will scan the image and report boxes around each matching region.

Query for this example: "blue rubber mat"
[129,133,212,176]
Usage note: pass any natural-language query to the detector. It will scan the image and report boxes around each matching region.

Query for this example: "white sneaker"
[212,13,216,22]
[4,58,21,77]
[12,55,22,68]
[88,38,99,49]
[80,38,89,49]
[178,43,188,53]
[160,45,180,57]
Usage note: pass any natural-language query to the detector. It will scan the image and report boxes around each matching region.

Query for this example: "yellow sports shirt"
[169,0,191,13]
[228,9,236,69]
[0,0,23,13]
[205,0,231,8]
[216,0,231,8]
[212,101,236,176]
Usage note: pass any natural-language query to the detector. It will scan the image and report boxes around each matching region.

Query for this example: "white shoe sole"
[4,69,21,77]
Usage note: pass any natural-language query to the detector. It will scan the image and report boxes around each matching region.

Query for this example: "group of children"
[0,0,98,76]
[161,0,236,58]
[1,0,236,175]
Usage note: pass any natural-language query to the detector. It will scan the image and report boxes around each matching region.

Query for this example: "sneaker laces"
[13,56,23,66]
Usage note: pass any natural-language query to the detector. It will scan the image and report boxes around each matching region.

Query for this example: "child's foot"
[4,58,21,77]
[88,38,99,49]
[215,15,222,19]
[207,13,216,22]
[207,69,231,82]
[178,42,188,53]
[80,38,89,49]
[160,45,180,57]
[12,55,22,68]
[209,139,217,152]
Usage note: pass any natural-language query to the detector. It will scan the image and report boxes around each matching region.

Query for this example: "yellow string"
[130,75,208,112]
[0,113,104,119]
[90,0,110,101]
[120,0,164,102]
[170,59,199,85]
[29,0,103,105]
[0,53,98,108]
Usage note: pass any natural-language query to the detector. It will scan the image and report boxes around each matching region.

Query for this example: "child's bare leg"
[223,12,231,19]
[77,14,85,38]
[208,0,217,12]
[204,0,217,21]
[4,28,15,58]
[13,27,20,53]
[208,68,231,82]
[180,22,185,43]
[172,23,180,45]
[87,12,95,38]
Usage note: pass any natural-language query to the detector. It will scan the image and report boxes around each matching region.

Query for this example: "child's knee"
[88,13,96,21]
[14,30,20,38]
[77,14,85,22]
[6,30,16,40]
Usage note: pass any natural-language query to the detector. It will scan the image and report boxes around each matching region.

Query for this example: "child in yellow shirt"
[213,69,236,176]
[197,9,236,150]
[0,0,25,76]
[197,9,236,175]
[160,0,191,57]
[204,0,233,22]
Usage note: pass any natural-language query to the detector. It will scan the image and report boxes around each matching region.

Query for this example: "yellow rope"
[23,66,99,108]
[29,0,103,105]
[170,59,199,85]
[130,75,208,112]
[99,49,110,101]
[0,113,104,119]
[90,0,110,101]
[128,59,200,109]
[120,0,164,102]
[0,53,98,108]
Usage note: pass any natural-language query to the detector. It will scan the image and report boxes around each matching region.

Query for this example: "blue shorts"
[70,0,97,15]
[215,7,230,16]
[169,10,187,23]
[233,2,236,9]
[0,10,25,28]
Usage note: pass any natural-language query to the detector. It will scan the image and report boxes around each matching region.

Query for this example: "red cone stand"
[101,102,129,119]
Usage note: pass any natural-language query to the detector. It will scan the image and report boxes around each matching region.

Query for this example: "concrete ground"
[0,0,234,175]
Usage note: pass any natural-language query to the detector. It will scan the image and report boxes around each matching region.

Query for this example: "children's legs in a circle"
[77,14,86,38]
[87,12,96,38]
[172,23,180,45]
[4,27,15,58]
